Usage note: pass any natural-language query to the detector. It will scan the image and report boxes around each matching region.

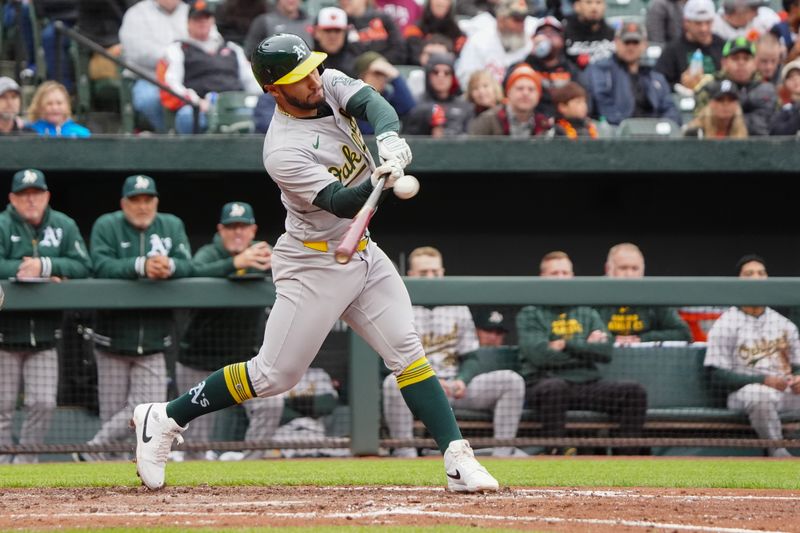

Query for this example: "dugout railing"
[2,277,800,460]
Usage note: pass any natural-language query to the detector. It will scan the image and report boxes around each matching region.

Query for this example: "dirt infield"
[2,486,799,532]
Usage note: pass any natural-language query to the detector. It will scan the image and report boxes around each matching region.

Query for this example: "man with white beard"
[455,0,534,89]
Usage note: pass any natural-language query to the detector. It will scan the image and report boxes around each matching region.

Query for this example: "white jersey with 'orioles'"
[263,68,377,242]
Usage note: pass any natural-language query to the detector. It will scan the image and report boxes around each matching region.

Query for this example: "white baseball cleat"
[131,402,186,490]
[443,439,499,493]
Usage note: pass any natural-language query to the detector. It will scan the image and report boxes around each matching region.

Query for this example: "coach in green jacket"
[0,169,91,464]
[176,201,283,460]
[81,175,192,457]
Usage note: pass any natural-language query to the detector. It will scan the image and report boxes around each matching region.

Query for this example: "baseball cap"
[735,253,766,275]
[474,308,509,332]
[220,201,256,225]
[709,79,739,100]
[122,174,158,198]
[496,0,528,18]
[188,0,213,18]
[535,16,563,34]
[354,51,386,77]
[781,58,800,82]
[616,21,646,42]
[317,6,347,30]
[504,63,542,94]
[0,77,20,97]
[11,169,47,193]
[683,0,715,21]
[723,36,756,57]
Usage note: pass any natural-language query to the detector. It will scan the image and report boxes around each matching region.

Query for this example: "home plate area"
[1,486,798,532]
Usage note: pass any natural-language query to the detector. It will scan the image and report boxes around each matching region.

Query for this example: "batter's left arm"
[345,86,400,137]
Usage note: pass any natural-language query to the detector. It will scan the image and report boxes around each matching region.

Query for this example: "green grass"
[1,457,799,490]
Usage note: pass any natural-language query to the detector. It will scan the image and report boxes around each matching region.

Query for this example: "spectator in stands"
[521,16,580,117]
[159,1,260,134]
[455,0,495,18]
[772,0,799,54]
[473,308,510,347]
[403,53,472,136]
[596,243,691,344]
[37,0,79,91]
[119,0,189,132]
[82,175,192,459]
[769,59,800,134]
[215,0,268,46]
[0,77,31,135]
[76,0,136,82]
[382,246,526,458]
[465,69,504,120]
[354,51,416,134]
[404,0,466,64]
[406,34,455,100]
[26,81,91,137]
[339,0,406,64]
[583,22,681,126]
[516,251,647,455]
[685,78,749,137]
[253,93,277,134]
[704,254,800,458]
[695,36,777,135]
[0,169,91,464]
[455,0,533,88]
[469,63,551,136]
[312,7,360,77]
[377,0,424,33]
[755,32,783,84]
[712,0,780,42]
[242,0,312,57]
[551,81,598,138]
[645,0,685,44]
[178,201,282,460]
[655,0,725,88]
[563,0,615,69]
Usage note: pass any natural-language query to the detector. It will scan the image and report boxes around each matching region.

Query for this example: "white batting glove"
[376,131,412,167]
[370,160,404,189]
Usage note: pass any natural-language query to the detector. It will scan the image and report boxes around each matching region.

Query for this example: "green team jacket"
[516,305,613,384]
[596,306,691,342]
[178,235,269,371]
[90,211,192,355]
[0,204,91,348]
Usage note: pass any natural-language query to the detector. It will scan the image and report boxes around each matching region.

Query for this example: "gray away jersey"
[704,306,800,377]
[263,69,377,242]
[413,305,479,380]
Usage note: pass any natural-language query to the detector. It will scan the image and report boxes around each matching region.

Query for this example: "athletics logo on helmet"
[251,33,328,88]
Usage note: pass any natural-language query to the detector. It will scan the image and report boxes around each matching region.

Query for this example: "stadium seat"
[616,117,681,138]
[207,91,259,134]
[605,0,647,21]
[673,93,696,126]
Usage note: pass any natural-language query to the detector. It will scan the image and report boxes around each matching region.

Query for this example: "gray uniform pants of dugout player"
[728,383,800,441]
[0,348,58,464]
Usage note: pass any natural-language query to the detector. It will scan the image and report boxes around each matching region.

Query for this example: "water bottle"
[689,49,704,77]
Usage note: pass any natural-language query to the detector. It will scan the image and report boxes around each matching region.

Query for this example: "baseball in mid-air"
[393,175,419,200]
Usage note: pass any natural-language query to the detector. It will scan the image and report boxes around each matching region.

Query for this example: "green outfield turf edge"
[1,457,799,490]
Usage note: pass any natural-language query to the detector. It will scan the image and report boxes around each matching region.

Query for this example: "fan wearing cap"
[473,308,511,347]
[242,0,312,58]
[563,0,615,69]
[712,0,781,42]
[469,63,551,136]
[312,7,360,76]
[455,0,534,89]
[655,0,726,87]
[158,0,261,134]
[0,169,91,464]
[404,52,473,136]
[353,51,416,134]
[685,78,748,137]
[583,21,681,126]
[176,201,283,460]
[769,59,800,134]
[338,0,406,64]
[0,77,30,136]
[694,36,778,135]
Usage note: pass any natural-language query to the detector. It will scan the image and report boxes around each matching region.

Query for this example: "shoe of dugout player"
[391,447,419,458]
[443,439,499,493]
[131,402,186,490]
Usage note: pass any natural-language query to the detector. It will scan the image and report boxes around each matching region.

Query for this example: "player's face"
[540,258,574,278]
[9,188,50,226]
[607,250,644,278]
[477,328,506,347]
[273,69,325,112]
[121,194,159,230]
[683,20,712,46]
[40,88,70,126]
[408,255,445,278]
[218,222,257,254]
[739,261,767,279]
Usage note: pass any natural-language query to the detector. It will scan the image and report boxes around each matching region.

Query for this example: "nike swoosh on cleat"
[141,404,154,443]
[446,469,461,480]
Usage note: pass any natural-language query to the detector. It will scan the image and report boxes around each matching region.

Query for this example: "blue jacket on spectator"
[357,76,416,135]
[583,56,681,126]
[29,119,90,138]
[253,93,276,134]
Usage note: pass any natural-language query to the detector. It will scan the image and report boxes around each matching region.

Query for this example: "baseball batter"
[131,33,498,493]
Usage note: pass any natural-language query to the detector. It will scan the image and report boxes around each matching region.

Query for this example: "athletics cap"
[474,308,510,332]
[220,201,256,225]
[11,168,47,193]
[122,174,158,198]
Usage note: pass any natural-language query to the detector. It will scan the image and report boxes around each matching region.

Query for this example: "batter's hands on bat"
[146,255,172,279]
[371,160,404,189]
[375,131,412,167]
[234,241,272,271]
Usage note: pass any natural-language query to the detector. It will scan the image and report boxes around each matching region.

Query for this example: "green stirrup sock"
[166,362,255,427]
[399,367,462,453]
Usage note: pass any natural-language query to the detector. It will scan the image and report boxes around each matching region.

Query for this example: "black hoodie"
[403,53,473,135]
[563,14,615,69]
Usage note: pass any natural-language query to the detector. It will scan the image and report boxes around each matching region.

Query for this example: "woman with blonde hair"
[27,81,90,138]
[683,80,748,139]
[465,69,503,118]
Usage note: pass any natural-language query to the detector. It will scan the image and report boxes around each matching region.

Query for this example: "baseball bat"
[334,176,386,265]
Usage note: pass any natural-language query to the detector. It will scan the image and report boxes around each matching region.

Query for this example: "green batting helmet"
[251,33,328,88]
